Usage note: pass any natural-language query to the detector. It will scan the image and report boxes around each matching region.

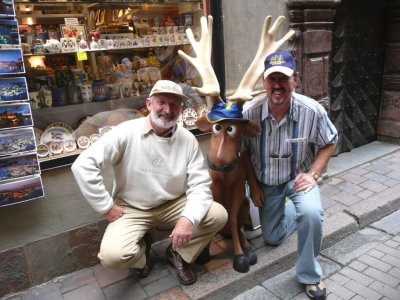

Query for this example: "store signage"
[76,51,88,61]
[64,18,79,26]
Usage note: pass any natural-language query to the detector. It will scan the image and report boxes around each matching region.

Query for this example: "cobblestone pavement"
[232,211,400,300]
[2,143,400,300]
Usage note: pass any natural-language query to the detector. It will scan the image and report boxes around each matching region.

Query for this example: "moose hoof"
[244,248,257,265]
[233,255,250,273]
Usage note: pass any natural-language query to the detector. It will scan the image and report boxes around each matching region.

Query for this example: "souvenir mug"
[67,86,82,104]
[52,87,68,106]
[38,90,52,107]
[29,92,40,109]
[80,84,93,103]
[105,84,120,100]
[92,79,107,102]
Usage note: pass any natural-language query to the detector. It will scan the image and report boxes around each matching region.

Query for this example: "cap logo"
[269,54,286,66]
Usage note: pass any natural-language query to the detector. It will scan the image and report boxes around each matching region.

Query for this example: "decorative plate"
[99,126,114,137]
[77,136,90,149]
[40,126,75,146]
[49,141,63,155]
[182,108,198,127]
[36,144,49,158]
[89,134,100,144]
[63,139,77,152]
[45,122,74,134]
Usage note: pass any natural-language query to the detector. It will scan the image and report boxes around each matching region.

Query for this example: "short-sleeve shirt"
[242,92,338,186]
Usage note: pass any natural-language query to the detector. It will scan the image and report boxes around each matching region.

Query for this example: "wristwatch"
[311,171,319,181]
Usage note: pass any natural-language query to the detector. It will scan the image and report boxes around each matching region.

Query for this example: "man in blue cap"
[242,50,338,300]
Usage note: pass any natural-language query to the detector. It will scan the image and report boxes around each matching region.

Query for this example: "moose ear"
[195,116,212,133]
[242,120,261,137]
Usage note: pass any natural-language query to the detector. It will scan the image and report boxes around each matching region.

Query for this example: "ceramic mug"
[38,89,52,107]
[51,87,68,106]
[80,84,93,103]
[67,86,82,104]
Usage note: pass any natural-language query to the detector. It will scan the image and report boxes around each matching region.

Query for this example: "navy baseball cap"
[206,102,248,123]
[263,50,296,79]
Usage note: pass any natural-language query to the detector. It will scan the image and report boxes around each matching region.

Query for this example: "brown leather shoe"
[165,244,197,285]
[134,232,153,278]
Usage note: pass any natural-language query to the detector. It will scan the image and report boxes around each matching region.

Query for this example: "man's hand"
[294,172,316,193]
[104,204,124,222]
[170,217,193,251]
[249,183,264,207]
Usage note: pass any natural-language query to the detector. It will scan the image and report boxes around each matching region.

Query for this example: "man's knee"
[208,202,228,229]
[98,244,139,269]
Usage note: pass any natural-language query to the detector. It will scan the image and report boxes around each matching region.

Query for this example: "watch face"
[182,108,198,127]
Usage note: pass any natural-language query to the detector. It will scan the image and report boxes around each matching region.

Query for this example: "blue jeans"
[258,179,324,284]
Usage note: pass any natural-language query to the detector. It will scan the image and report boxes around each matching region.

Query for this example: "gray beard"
[150,109,178,129]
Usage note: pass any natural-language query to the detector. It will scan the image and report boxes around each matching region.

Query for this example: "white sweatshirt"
[71,117,213,226]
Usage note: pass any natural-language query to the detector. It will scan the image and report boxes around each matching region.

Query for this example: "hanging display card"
[0,19,20,49]
[0,152,40,182]
[0,0,15,18]
[0,102,33,130]
[0,175,45,207]
[0,127,35,156]
[0,77,29,102]
[0,49,25,74]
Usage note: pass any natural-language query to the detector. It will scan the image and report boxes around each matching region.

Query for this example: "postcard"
[0,19,20,48]
[0,127,36,157]
[0,77,28,102]
[0,102,33,130]
[0,49,25,75]
[0,175,45,207]
[0,152,40,182]
[0,0,15,17]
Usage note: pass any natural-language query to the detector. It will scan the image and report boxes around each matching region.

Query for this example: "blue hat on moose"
[206,102,248,123]
[263,50,296,79]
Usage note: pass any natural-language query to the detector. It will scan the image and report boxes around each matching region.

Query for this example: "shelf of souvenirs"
[23,39,191,57]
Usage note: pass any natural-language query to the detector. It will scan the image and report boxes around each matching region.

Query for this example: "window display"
[15,0,208,170]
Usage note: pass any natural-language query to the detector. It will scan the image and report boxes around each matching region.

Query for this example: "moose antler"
[226,16,295,102]
[178,16,222,101]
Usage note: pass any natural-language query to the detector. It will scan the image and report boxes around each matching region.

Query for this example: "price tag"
[65,18,79,26]
[76,51,88,61]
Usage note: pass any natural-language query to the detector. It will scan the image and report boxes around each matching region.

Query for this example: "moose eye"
[227,125,237,136]
[212,124,221,134]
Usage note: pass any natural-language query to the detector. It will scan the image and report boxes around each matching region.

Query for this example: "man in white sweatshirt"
[71,80,228,285]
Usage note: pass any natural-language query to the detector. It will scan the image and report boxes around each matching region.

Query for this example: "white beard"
[150,109,178,129]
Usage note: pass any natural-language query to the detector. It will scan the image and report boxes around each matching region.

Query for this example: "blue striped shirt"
[242,92,338,186]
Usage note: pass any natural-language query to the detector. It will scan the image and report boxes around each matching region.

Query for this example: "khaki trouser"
[98,195,228,270]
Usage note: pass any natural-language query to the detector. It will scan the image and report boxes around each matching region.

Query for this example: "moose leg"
[236,199,257,266]
[229,194,250,273]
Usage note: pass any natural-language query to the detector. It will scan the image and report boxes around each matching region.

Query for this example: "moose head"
[178,15,294,273]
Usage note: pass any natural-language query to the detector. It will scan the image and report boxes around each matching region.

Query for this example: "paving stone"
[364,162,393,175]
[381,254,400,268]
[359,180,388,192]
[23,282,62,300]
[329,272,351,286]
[321,228,390,265]
[358,254,393,272]
[143,274,178,298]
[331,191,362,206]
[343,279,381,300]
[339,173,368,185]
[388,267,400,280]
[91,264,130,288]
[324,278,355,300]
[368,280,400,299]
[362,171,392,183]
[349,167,369,176]
[232,286,280,300]
[147,287,189,300]
[386,170,400,181]
[347,260,368,272]
[345,185,400,227]
[372,210,400,234]
[335,181,365,195]
[56,268,96,293]
[364,266,400,288]
[261,268,303,299]
[102,277,147,300]
[62,281,105,300]
[339,267,374,286]
[375,244,400,259]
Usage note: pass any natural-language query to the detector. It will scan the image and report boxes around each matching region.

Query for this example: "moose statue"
[178,15,294,273]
